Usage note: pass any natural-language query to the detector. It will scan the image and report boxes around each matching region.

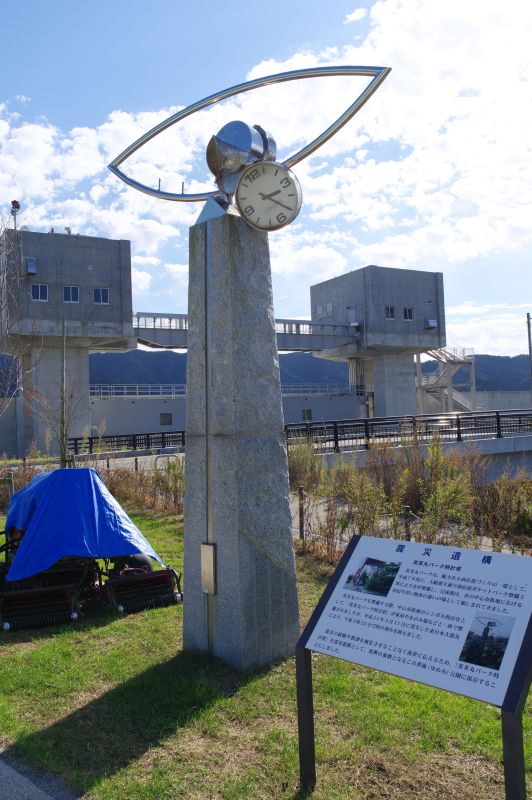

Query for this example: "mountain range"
[89,351,531,392]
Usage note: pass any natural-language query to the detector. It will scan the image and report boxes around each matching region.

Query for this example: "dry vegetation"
[0,455,185,517]
[288,438,532,561]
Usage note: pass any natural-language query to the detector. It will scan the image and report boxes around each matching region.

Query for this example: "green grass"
[0,512,529,800]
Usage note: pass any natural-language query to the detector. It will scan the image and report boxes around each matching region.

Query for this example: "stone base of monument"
[183,213,300,670]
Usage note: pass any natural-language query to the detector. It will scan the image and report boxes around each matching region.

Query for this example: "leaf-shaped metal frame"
[108,65,391,202]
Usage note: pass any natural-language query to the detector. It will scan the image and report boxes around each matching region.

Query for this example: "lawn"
[0,512,529,800]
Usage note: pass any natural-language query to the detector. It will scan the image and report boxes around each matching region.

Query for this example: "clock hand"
[268,197,293,212]
[259,192,292,212]
[259,190,281,201]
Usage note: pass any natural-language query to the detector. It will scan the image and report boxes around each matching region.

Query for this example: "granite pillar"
[183,213,300,669]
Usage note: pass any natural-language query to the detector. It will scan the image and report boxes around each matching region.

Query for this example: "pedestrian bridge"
[134,312,355,351]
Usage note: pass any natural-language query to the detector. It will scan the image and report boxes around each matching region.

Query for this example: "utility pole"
[527,312,532,408]
[60,314,67,467]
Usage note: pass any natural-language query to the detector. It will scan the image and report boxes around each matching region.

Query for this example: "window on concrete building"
[403,307,413,320]
[31,283,48,301]
[302,408,312,421]
[160,412,173,426]
[93,287,109,304]
[63,285,79,303]
[385,305,395,320]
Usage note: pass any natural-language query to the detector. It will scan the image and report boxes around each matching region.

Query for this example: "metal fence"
[284,409,532,453]
[69,430,186,455]
[69,409,532,456]
[89,383,349,399]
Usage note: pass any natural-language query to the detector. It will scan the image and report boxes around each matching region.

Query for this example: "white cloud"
[163,263,189,286]
[15,95,31,104]
[270,228,348,281]
[1,1,531,355]
[132,255,161,267]
[446,306,531,356]
[343,8,367,24]
[132,268,153,293]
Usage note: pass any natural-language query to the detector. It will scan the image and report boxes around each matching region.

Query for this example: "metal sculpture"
[109,65,391,204]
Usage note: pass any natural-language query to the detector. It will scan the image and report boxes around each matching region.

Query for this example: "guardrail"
[274,319,352,337]
[134,313,352,339]
[90,384,187,398]
[285,409,532,453]
[134,313,189,330]
[69,409,532,456]
[90,383,350,399]
[69,430,185,455]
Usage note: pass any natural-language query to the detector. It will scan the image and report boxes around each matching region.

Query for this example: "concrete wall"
[89,393,364,435]
[282,393,365,423]
[3,230,134,346]
[0,400,17,456]
[370,353,417,417]
[310,265,446,352]
[90,396,187,435]
[19,344,90,456]
[421,390,532,414]
[469,391,531,411]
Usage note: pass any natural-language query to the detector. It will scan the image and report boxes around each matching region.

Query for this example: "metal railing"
[133,313,353,339]
[90,384,187,399]
[69,409,532,456]
[89,383,350,398]
[285,409,532,453]
[281,383,350,396]
[134,312,189,330]
[69,430,186,455]
[274,319,351,337]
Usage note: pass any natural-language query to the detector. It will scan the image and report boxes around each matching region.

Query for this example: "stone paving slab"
[0,752,77,800]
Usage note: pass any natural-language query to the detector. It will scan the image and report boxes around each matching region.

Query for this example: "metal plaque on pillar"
[109,65,391,669]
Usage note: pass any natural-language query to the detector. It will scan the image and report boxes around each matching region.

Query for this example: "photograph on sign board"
[459,613,516,671]
[343,557,401,597]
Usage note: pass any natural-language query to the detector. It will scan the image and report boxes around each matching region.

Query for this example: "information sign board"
[302,536,531,706]
[296,536,531,797]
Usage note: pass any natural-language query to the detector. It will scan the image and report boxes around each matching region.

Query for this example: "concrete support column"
[415,354,424,414]
[20,343,90,456]
[370,353,416,417]
[183,214,300,670]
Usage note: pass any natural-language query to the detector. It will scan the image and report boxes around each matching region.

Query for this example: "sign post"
[296,536,531,797]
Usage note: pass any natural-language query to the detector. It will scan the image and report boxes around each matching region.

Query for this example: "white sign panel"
[304,537,531,706]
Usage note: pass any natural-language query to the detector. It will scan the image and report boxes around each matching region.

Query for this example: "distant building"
[0,229,135,456]
[311,265,446,416]
[0,229,484,457]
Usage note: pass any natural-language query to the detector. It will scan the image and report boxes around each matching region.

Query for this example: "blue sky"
[1,0,531,355]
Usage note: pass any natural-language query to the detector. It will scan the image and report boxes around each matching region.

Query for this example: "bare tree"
[25,373,85,466]
[0,202,38,420]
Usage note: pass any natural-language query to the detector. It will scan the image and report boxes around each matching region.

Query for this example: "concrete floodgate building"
[0,227,510,459]
[0,229,135,456]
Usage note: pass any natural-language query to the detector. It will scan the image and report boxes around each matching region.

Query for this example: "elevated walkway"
[133,313,354,351]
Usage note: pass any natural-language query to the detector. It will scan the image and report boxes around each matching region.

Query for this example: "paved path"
[0,752,77,800]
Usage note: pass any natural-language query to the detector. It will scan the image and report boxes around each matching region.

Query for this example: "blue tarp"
[6,468,164,582]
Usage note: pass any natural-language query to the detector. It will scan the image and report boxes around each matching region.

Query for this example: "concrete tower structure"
[311,265,446,417]
[0,229,135,456]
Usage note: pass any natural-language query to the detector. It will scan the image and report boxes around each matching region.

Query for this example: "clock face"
[235,161,302,231]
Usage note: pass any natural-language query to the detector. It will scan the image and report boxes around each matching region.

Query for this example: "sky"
[1,0,531,356]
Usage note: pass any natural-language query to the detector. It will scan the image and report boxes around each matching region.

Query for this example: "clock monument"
[109,66,390,668]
